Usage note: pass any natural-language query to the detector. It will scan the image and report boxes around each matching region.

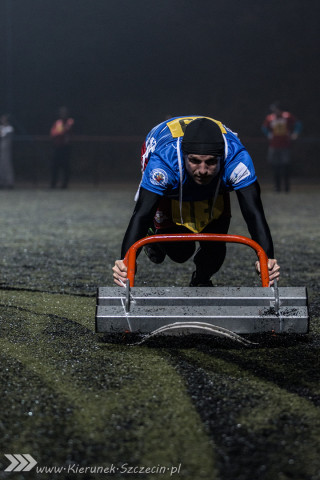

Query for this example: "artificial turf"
[0,185,319,480]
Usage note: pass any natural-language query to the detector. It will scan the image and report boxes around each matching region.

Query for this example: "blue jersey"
[140,116,257,200]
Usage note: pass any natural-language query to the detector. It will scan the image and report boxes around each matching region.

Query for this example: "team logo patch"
[149,168,168,187]
[230,162,250,185]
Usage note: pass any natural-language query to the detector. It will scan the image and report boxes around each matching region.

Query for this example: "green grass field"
[0,185,319,480]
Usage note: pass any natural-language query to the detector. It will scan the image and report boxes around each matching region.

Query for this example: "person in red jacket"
[262,102,302,192]
[50,106,74,188]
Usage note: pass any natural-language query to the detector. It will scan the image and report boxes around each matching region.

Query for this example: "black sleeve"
[236,181,274,258]
[120,187,161,258]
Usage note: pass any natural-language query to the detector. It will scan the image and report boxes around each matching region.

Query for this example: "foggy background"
[0,0,319,184]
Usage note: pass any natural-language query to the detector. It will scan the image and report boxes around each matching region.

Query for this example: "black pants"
[268,147,290,192]
[51,145,71,188]
[157,216,231,279]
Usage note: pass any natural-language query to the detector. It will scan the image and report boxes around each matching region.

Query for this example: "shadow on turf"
[97,332,311,350]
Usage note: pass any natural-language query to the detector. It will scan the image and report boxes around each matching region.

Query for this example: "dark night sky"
[0,0,319,137]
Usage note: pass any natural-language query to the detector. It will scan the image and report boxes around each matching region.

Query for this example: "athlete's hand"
[112,260,127,287]
[255,259,280,286]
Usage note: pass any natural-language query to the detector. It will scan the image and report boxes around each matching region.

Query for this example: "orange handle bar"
[123,233,270,287]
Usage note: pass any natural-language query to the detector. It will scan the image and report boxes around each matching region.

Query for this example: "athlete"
[262,102,302,192]
[113,116,280,287]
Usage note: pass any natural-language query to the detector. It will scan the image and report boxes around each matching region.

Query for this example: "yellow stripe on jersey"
[171,194,225,233]
[166,116,227,138]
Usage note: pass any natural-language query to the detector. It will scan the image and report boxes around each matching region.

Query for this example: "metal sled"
[95,234,309,343]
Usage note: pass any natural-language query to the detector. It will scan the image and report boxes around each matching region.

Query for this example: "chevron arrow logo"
[4,454,37,472]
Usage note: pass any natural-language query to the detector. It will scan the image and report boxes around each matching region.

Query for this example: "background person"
[0,114,15,189]
[262,102,302,192]
[113,116,280,287]
[50,106,74,188]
